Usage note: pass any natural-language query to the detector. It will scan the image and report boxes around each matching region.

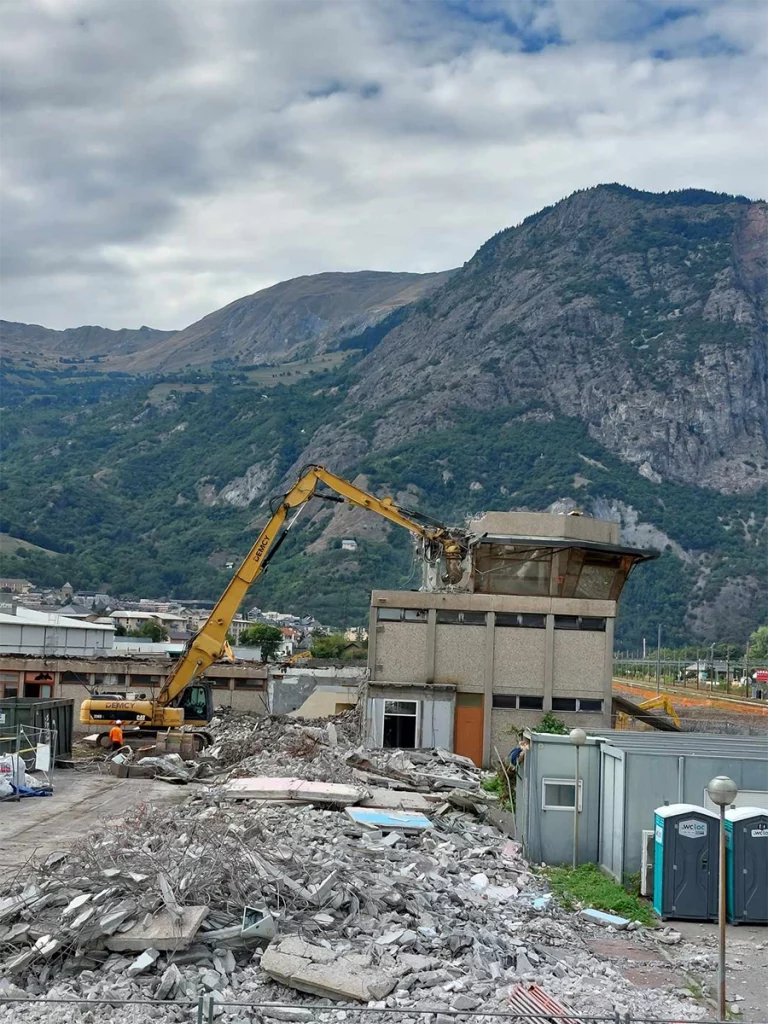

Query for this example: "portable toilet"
[726,807,768,924]
[653,804,719,921]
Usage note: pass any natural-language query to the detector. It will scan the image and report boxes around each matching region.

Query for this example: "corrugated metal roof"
[507,983,580,1023]
[602,732,767,758]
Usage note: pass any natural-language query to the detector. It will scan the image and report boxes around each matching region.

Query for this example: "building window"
[130,674,161,685]
[579,699,603,713]
[436,610,486,625]
[495,613,546,629]
[552,697,577,712]
[492,694,518,709]
[377,608,427,622]
[518,695,544,710]
[554,615,606,632]
[542,778,583,811]
[382,699,418,748]
[210,678,232,689]
[0,671,19,698]
[234,678,264,689]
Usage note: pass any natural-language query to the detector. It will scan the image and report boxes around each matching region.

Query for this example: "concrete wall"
[469,511,620,545]
[433,625,485,690]
[493,630,547,692]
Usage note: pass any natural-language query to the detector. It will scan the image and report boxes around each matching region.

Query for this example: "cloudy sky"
[1,0,766,331]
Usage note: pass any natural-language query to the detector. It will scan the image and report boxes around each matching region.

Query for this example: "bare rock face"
[299,186,766,495]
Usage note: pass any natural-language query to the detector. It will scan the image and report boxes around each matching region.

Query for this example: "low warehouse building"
[516,730,768,880]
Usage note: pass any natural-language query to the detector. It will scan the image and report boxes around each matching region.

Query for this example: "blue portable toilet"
[726,807,768,924]
[653,804,719,921]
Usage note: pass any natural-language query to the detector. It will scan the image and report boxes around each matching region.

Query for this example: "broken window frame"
[495,613,546,629]
[435,610,487,625]
[376,608,428,623]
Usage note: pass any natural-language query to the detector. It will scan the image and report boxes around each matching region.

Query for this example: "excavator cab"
[171,682,213,727]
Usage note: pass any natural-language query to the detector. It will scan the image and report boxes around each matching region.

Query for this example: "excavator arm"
[156,464,466,709]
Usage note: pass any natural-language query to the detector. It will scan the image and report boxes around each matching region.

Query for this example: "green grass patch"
[543,863,656,925]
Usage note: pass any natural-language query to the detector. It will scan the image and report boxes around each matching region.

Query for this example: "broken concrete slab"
[155,962,182,999]
[105,906,208,951]
[261,938,397,1002]
[291,959,397,1002]
[126,948,160,976]
[360,787,431,811]
[220,777,364,805]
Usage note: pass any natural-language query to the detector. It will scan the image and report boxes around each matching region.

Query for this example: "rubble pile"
[0,716,708,1023]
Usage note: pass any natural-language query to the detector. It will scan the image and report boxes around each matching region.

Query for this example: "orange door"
[454,693,484,766]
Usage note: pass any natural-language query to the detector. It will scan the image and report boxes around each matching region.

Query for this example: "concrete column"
[543,614,555,710]
[603,617,615,727]
[482,611,496,766]
[426,608,437,682]
[366,604,378,681]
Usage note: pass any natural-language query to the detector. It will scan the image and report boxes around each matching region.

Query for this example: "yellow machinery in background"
[615,694,681,731]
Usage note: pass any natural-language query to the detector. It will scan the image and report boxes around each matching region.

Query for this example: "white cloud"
[0,0,766,330]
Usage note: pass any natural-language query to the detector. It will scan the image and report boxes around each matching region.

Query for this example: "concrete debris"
[0,711,707,1024]
[581,908,630,930]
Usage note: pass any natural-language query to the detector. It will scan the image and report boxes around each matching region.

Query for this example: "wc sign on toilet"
[678,818,708,839]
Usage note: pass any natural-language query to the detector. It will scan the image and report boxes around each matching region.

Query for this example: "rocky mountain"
[1,185,765,645]
[2,270,452,370]
[128,270,454,371]
[294,185,768,495]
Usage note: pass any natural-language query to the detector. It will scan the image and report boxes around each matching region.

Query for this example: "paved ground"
[670,920,768,1023]
[0,771,187,880]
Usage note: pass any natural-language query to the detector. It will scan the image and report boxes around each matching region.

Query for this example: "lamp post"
[706,775,738,1022]
[569,728,587,869]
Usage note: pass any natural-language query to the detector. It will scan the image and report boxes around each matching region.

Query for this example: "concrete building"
[365,510,655,766]
[517,729,768,879]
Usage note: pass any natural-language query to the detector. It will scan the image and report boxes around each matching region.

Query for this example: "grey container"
[0,697,74,761]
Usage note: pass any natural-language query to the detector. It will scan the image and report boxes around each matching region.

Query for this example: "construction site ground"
[0,773,187,877]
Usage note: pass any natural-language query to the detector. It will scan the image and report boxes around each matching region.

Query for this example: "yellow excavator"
[615,694,681,731]
[80,464,467,743]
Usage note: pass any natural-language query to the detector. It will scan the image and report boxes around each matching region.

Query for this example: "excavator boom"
[81,464,466,732]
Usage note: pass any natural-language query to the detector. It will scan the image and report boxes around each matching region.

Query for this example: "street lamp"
[706,775,738,1022]
[569,728,587,869]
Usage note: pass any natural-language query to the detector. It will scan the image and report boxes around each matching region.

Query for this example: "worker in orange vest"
[109,721,124,751]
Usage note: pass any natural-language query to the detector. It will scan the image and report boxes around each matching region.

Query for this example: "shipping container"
[0,697,74,761]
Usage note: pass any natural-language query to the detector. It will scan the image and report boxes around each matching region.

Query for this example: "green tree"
[128,620,168,642]
[748,625,768,660]
[310,632,348,659]
[239,623,283,661]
